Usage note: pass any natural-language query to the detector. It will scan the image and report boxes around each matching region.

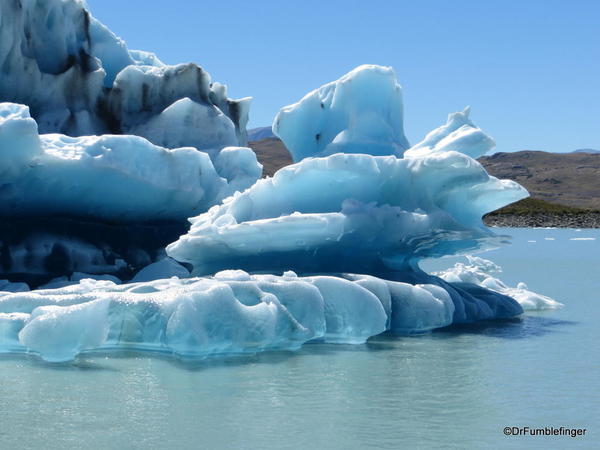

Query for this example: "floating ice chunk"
[570,237,596,241]
[274,65,410,161]
[436,256,562,311]
[168,65,527,276]
[507,282,563,311]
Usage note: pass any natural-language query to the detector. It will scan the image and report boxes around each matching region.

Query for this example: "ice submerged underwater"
[0,5,561,363]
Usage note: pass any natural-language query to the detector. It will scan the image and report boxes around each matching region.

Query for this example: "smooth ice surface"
[0,228,593,450]
[274,65,410,161]
[0,272,395,362]
[0,0,250,156]
[0,103,260,221]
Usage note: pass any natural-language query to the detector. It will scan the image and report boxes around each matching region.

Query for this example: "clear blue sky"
[88,0,599,152]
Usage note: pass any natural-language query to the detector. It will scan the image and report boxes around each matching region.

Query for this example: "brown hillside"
[479,151,600,210]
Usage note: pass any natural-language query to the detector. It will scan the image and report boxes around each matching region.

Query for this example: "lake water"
[1,228,598,449]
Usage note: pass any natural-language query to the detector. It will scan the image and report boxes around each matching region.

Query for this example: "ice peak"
[273,65,410,161]
[405,106,495,159]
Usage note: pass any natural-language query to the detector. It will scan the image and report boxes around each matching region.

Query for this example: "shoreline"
[484,212,600,228]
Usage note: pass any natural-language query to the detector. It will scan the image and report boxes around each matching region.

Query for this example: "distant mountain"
[248,137,293,177]
[478,151,600,209]
[571,148,600,154]
[248,137,600,210]
[247,126,275,141]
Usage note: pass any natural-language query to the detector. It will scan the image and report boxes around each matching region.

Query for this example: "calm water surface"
[1,228,598,449]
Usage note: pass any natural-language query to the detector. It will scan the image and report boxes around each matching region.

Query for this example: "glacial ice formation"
[169,93,526,276]
[0,59,558,362]
[0,0,250,153]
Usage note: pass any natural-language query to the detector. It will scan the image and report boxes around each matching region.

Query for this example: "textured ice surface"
[0,103,260,221]
[0,0,250,156]
[436,256,562,310]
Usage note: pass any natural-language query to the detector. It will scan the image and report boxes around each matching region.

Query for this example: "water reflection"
[438,315,577,339]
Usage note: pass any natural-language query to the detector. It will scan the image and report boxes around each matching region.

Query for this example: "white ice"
[436,256,562,311]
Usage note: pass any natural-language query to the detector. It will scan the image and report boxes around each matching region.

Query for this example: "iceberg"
[168,65,533,328]
[0,57,558,362]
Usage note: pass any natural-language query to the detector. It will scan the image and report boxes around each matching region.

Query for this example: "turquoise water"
[1,228,598,449]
